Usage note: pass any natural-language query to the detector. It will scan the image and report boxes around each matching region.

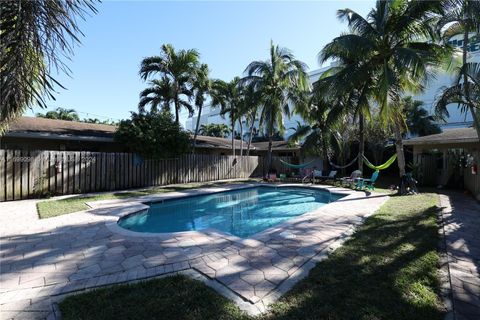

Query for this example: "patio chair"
[355,170,379,190]
[338,170,362,188]
[313,170,338,182]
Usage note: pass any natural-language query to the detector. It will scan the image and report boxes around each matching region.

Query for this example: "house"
[250,140,299,157]
[0,117,124,152]
[1,117,301,158]
[404,127,480,200]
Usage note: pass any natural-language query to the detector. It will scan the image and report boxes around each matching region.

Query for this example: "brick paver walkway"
[440,193,480,320]
[1,183,389,319]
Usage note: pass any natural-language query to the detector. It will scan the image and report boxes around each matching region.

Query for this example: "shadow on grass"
[266,196,445,320]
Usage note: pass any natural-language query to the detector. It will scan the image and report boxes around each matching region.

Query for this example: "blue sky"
[27,0,374,126]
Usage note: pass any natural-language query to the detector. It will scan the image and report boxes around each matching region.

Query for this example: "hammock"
[362,154,397,171]
[279,159,316,169]
[328,155,359,169]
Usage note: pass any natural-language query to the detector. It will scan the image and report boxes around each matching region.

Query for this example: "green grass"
[36,180,257,219]
[59,193,445,320]
[266,193,444,320]
[59,275,250,320]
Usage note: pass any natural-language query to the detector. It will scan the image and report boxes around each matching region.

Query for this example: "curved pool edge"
[102,183,358,242]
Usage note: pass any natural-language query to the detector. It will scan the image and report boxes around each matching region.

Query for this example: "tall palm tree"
[319,0,448,177]
[210,78,242,157]
[0,0,98,133]
[36,107,80,121]
[192,64,211,152]
[436,0,480,137]
[241,86,261,156]
[138,78,176,114]
[139,44,199,124]
[315,73,374,172]
[243,42,309,173]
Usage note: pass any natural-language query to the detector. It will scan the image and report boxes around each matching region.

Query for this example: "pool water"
[118,186,344,238]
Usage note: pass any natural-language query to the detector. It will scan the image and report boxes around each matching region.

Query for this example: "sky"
[26,0,375,126]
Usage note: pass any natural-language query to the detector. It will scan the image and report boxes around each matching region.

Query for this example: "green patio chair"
[355,170,379,190]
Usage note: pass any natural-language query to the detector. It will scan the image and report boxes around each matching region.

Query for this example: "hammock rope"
[279,159,316,169]
[328,155,359,169]
[362,154,397,171]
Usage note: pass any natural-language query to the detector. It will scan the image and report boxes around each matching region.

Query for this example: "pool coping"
[102,183,354,249]
[94,182,389,314]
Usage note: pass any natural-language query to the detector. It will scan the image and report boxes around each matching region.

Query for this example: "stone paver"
[440,192,480,320]
[0,183,389,319]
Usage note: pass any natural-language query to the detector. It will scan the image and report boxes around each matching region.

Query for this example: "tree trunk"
[239,118,244,157]
[231,116,235,157]
[174,95,180,125]
[265,117,274,177]
[463,25,480,138]
[192,104,203,153]
[357,113,365,172]
[321,133,328,171]
[267,132,273,176]
[393,122,406,177]
[246,115,255,157]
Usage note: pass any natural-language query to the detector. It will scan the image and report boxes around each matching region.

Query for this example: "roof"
[193,136,300,151]
[403,127,479,146]
[194,135,249,150]
[4,116,116,142]
[251,140,300,151]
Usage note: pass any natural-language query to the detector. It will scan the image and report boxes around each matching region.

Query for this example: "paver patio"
[440,192,480,320]
[0,183,389,319]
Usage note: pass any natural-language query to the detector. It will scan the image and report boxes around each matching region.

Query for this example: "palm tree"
[314,73,373,172]
[138,78,176,114]
[289,96,343,161]
[436,0,480,137]
[319,0,449,177]
[36,107,80,121]
[435,62,480,121]
[192,64,211,152]
[1,0,98,133]
[241,86,261,156]
[210,78,243,157]
[243,42,309,173]
[198,123,230,138]
[403,97,441,136]
[139,44,199,124]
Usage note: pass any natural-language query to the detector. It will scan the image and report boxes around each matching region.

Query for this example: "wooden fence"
[0,150,278,201]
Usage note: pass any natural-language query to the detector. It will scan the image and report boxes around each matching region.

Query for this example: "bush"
[115,111,190,159]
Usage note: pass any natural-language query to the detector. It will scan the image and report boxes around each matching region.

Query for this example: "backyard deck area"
[0,182,388,318]
[0,181,478,320]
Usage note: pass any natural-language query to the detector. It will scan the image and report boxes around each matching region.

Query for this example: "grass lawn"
[37,179,257,219]
[59,193,445,320]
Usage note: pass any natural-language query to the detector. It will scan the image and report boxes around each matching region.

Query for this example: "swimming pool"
[118,186,344,238]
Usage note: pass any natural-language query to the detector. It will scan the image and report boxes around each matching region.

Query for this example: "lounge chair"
[313,170,338,182]
[355,170,379,190]
[338,170,362,187]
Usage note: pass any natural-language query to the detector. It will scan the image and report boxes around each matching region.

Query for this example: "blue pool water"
[118,186,343,238]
